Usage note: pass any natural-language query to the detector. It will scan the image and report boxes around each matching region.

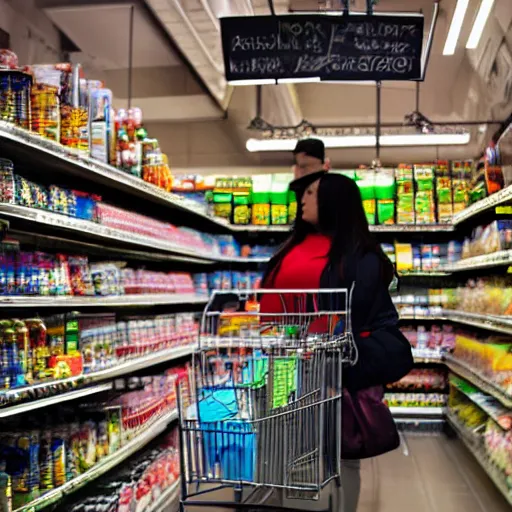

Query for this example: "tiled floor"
[358,435,511,512]
[182,435,511,512]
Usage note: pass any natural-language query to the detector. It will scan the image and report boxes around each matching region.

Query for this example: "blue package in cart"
[201,419,255,482]
[198,387,255,482]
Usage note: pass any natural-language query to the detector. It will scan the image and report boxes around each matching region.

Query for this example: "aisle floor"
[358,435,510,512]
[182,435,511,512]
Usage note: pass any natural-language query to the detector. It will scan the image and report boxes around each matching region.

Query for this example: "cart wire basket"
[178,287,356,511]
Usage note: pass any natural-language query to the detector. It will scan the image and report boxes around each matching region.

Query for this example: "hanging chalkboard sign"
[220,14,424,82]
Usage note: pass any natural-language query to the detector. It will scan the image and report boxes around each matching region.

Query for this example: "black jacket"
[320,251,399,335]
[320,251,412,391]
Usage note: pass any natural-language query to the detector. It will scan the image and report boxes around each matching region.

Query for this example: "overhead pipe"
[245,0,255,15]
[251,120,503,131]
[199,0,220,32]
[170,0,224,74]
[127,4,135,109]
[421,2,440,80]
[141,1,224,110]
[376,81,381,160]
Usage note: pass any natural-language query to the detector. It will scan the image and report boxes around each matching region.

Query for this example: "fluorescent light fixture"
[245,133,470,152]
[246,139,298,152]
[466,0,495,49]
[228,79,276,86]
[381,133,471,146]
[277,77,321,84]
[443,0,470,55]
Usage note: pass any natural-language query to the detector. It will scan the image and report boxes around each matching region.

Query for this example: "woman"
[261,173,413,511]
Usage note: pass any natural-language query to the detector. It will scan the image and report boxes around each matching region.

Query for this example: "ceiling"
[35,0,512,168]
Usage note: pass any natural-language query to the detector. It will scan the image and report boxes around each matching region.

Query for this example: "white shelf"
[230,224,290,233]
[0,293,207,308]
[450,377,512,431]
[443,250,512,272]
[447,413,512,506]
[400,271,452,277]
[443,310,512,336]
[0,345,195,417]
[453,185,512,225]
[400,310,512,336]
[2,121,508,235]
[0,204,272,265]
[370,223,454,233]
[0,382,113,419]
[14,409,179,512]
[146,480,180,512]
[232,223,455,233]
[445,355,512,409]
[389,406,445,417]
[0,121,228,230]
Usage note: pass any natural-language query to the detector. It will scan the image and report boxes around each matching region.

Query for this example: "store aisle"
[183,434,510,512]
[358,435,510,512]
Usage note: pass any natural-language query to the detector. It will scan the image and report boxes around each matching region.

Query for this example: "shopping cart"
[177,288,356,511]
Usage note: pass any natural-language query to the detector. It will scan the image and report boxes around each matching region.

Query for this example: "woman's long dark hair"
[263,173,395,286]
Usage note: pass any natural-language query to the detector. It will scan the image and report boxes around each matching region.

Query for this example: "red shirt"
[260,233,332,326]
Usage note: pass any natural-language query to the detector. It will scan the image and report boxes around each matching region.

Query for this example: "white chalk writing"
[229,56,284,75]
[231,35,277,52]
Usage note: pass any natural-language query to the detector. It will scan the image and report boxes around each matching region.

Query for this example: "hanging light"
[246,133,471,152]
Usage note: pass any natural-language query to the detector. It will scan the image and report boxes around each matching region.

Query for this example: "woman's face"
[301,179,320,225]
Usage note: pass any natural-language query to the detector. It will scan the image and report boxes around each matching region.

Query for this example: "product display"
[451,331,512,394]
[194,271,264,296]
[63,430,180,512]
[0,50,174,196]
[0,16,511,511]
[461,220,512,258]
[0,312,196,392]
[449,383,512,494]
[171,161,506,228]
[383,241,462,273]
[400,324,456,357]
[0,247,196,297]
[0,368,182,509]
[0,164,280,260]
[385,392,447,408]
[387,368,448,392]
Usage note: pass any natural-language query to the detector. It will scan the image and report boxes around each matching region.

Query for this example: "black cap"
[293,138,325,162]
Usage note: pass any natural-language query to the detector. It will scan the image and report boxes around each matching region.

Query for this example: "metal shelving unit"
[453,185,512,225]
[400,310,512,336]
[229,223,455,234]
[450,377,512,431]
[389,406,445,417]
[0,345,194,418]
[145,480,180,512]
[0,121,227,230]
[443,310,512,335]
[447,413,512,506]
[443,250,512,272]
[0,293,207,308]
[0,204,272,265]
[445,355,512,409]
[14,409,178,512]
[0,382,113,419]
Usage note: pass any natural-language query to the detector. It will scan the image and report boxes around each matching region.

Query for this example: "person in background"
[289,138,330,222]
[261,172,412,511]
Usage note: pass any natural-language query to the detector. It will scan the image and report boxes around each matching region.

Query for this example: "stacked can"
[0,70,32,129]
[31,83,60,141]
